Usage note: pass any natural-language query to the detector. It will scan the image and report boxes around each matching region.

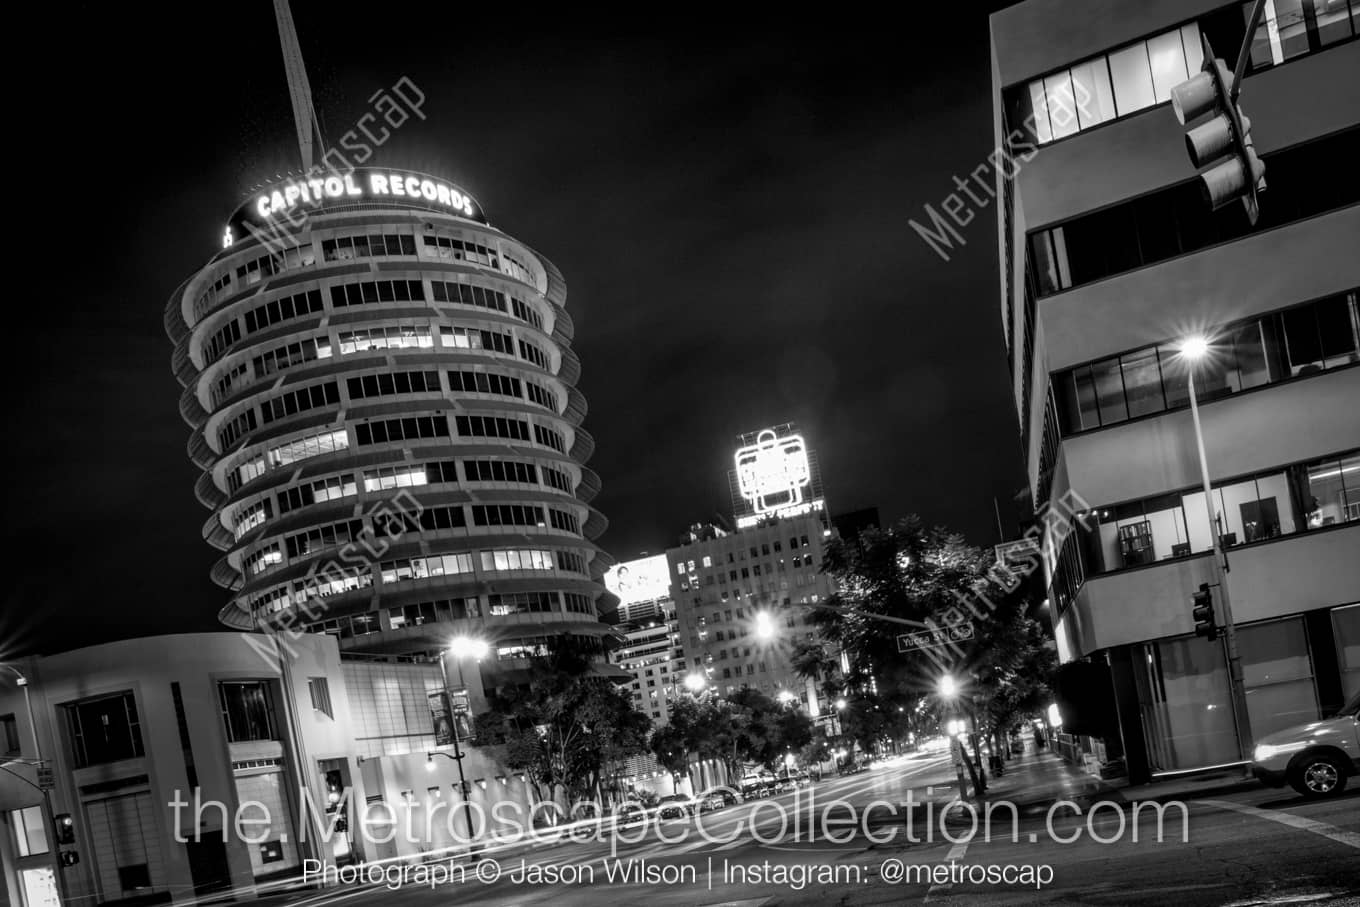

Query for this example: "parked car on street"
[656,794,696,819]
[1251,689,1360,798]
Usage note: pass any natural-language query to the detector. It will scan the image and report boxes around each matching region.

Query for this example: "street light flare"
[1179,335,1210,359]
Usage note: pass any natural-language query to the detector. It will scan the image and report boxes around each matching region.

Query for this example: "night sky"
[5,3,1025,656]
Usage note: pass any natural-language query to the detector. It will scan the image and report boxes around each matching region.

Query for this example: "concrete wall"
[1057,523,1360,657]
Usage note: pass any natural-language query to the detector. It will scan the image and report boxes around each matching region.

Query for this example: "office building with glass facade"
[992,1,1360,780]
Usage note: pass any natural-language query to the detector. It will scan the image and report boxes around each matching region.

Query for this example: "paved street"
[251,753,1360,907]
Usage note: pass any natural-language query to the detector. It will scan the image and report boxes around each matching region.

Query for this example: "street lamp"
[434,637,488,851]
[938,675,958,699]
[834,698,847,711]
[1178,335,1254,761]
[683,673,707,694]
[777,690,797,707]
[754,612,775,640]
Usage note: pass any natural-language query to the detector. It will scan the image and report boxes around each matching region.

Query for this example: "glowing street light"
[449,636,490,660]
[777,690,797,706]
[754,612,775,639]
[684,673,707,693]
[938,675,959,699]
[834,698,847,711]
[1179,335,1210,360]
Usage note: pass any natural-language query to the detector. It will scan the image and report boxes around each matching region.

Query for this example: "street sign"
[36,765,54,791]
[896,622,974,653]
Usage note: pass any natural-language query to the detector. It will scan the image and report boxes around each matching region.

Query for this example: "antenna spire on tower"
[272,0,325,171]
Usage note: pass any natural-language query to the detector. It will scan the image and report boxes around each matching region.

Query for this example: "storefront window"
[1238,618,1318,738]
[1136,637,1238,773]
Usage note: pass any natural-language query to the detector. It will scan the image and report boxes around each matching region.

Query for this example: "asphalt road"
[256,753,1360,907]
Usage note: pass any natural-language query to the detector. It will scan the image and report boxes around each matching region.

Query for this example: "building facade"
[0,634,547,907]
[163,168,620,699]
[667,513,835,714]
[992,0,1360,781]
[603,555,687,725]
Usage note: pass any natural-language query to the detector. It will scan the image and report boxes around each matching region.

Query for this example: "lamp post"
[938,674,984,797]
[1,664,67,907]
[1180,336,1254,761]
[431,636,488,852]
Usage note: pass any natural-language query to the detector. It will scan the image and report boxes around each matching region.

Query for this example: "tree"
[476,647,651,805]
[728,687,814,769]
[813,516,1055,746]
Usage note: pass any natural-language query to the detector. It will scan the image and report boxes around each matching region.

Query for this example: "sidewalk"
[978,751,1260,811]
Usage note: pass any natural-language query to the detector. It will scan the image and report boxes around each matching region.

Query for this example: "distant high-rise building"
[165,168,622,694]
[993,2,1359,782]
[668,424,839,714]
[605,555,687,725]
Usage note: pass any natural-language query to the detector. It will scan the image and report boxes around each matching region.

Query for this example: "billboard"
[728,423,826,529]
[604,554,672,606]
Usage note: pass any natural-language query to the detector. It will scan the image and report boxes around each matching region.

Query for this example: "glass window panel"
[1147,30,1190,102]
[1108,42,1157,115]
[1273,0,1312,60]
[1074,366,1100,429]
[1281,305,1324,374]
[1022,80,1050,143]
[1091,357,1128,424]
[1230,321,1272,388]
[1317,293,1360,366]
[1068,60,1117,129]
[1121,348,1167,418]
[1305,456,1355,527]
[1181,23,1205,75]
[1248,1,1280,67]
[1313,0,1355,43]
[1043,71,1080,139]
[1030,233,1060,296]
[1181,489,1215,553]
[1158,345,1191,409]
[1052,226,1071,288]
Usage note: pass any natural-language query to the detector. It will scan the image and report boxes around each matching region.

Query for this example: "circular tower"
[165,168,618,682]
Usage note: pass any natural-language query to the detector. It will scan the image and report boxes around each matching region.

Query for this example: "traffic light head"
[55,813,75,845]
[60,851,80,867]
[1169,37,1265,221]
[1191,583,1218,640]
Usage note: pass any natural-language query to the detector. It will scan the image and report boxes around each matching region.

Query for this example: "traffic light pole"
[1188,367,1254,762]
[1231,0,1268,100]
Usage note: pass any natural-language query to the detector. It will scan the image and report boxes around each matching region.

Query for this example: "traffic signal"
[1170,35,1265,223]
[60,851,80,867]
[55,813,75,845]
[1192,583,1218,640]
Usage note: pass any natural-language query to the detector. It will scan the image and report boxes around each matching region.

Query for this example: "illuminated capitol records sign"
[732,425,826,529]
[223,167,487,248]
[604,554,673,606]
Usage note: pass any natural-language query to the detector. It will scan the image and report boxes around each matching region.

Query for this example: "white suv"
[1251,690,1360,798]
